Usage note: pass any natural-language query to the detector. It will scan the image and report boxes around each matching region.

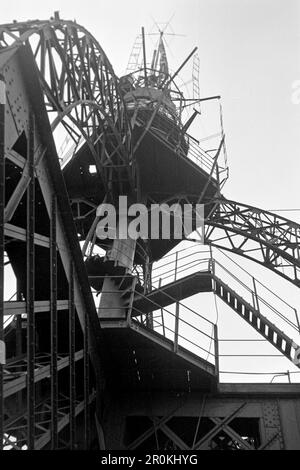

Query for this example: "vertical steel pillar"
[174,302,179,353]
[214,324,219,382]
[16,280,22,412]
[16,279,22,356]
[158,279,165,337]
[126,276,137,327]
[84,312,90,449]
[50,194,58,449]
[69,263,76,449]
[26,113,35,449]
[0,75,6,451]
[141,27,148,87]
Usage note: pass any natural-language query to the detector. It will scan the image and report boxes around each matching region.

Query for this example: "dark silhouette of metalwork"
[0,14,300,450]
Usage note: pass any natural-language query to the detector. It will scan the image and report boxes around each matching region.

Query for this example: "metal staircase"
[124,246,300,370]
[213,276,298,364]
[95,266,219,388]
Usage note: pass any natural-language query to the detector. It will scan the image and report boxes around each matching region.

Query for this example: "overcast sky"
[2,0,300,381]
[2,0,300,212]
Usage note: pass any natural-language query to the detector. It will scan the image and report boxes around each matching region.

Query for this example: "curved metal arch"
[0,18,134,191]
[205,198,300,287]
[50,99,135,193]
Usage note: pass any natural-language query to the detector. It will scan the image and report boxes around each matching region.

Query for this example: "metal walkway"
[128,248,300,370]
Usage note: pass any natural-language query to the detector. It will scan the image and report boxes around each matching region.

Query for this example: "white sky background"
[2,0,299,214]
[3,0,300,382]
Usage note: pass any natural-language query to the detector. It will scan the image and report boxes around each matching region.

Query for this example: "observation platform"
[62,111,220,262]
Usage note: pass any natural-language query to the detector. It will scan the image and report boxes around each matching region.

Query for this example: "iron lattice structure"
[206,198,300,287]
[0,15,300,451]
[0,18,134,194]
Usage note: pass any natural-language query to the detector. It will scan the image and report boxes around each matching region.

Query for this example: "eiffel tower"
[0,14,300,450]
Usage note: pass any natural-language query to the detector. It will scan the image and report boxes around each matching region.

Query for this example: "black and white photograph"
[0,0,300,456]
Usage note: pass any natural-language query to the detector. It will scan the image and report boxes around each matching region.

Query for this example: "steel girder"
[124,401,280,450]
[3,391,96,450]
[0,43,105,449]
[0,18,134,196]
[125,191,300,290]
[205,198,300,288]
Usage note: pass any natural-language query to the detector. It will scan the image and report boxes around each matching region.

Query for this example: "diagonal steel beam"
[194,403,247,450]
[158,422,189,450]
[127,398,188,450]
[210,417,254,450]
[4,148,46,223]
[0,74,5,451]
[258,432,279,450]
[204,198,300,288]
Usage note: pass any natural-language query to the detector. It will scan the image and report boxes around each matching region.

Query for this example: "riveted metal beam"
[26,112,35,450]
[50,194,58,449]
[0,74,5,451]
[69,262,76,449]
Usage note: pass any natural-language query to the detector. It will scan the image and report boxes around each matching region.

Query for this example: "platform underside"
[100,321,216,392]
[62,125,219,261]
[135,130,218,203]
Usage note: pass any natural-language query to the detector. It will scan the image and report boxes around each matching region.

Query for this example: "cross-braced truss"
[0,42,104,450]
[123,401,281,450]
[0,18,134,195]
[205,198,300,288]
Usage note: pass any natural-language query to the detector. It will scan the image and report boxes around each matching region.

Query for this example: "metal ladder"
[192,53,201,112]
[126,34,143,74]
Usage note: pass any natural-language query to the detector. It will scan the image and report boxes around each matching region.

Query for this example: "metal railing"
[131,289,217,367]
[136,108,228,187]
[137,113,216,177]
[217,335,300,383]
[131,246,218,367]
[90,242,300,380]
[210,251,300,338]
[151,246,211,289]
[92,271,218,369]
[148,243,300,339]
